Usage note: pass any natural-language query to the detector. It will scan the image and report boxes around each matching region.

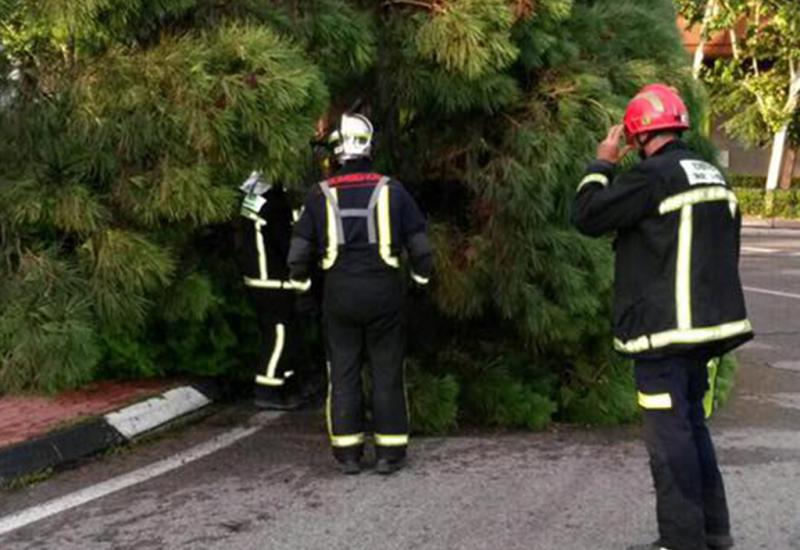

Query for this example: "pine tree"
[0,0,332,392]
[370,0,713,429]
[0,1,711,431]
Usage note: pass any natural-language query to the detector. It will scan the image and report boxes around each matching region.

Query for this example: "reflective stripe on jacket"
[289,161,434,284]
[573,141,753,359]
[237,185,294,289]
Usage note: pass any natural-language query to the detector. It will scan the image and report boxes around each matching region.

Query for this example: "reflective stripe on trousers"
[255,323,285,387]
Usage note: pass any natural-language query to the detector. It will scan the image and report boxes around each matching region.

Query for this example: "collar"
[649,139,687,158]
[335,158,374,176]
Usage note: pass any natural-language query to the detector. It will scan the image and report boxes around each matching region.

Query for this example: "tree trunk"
[779,147,797,189]
[766,125,789,191]
[766,74,800,191]
[692,1,718,80]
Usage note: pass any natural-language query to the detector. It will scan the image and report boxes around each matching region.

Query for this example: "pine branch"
[383,0,446,14]
[513,0,535,20]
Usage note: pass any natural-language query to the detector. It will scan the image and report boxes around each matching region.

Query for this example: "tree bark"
[766,74,800,191]
[692,1,718,80]
[779,147,797,190]
[766,125,788,191]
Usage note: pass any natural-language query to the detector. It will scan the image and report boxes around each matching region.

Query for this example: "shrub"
[734,188,767,217]
[734,188,800,218]
[559,356,639,426]
[407,364,460,435]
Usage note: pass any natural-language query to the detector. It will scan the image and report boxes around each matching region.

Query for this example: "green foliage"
[294,0,377,86]
[159,272,220,324]
[415,0,519,79]
[734,188,800,218]
[97,328,160,380]
[0,0,329,393]
[373,0,711,431]
[730,174,799,189]
[734,188,766,217]
[0,252,101,394]
[462,369,557,430]
[677,0,800,147]
[730,174,769,189]
[407,363,460,435]
[377,1,711,427]
[560,356,638,426]
[0,0,735,432]
[411,348,559,432]
[80,229,176,329]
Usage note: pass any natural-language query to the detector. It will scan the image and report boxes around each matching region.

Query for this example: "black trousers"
[323,271,408,462]
[247,288,296,388]
[634,356,732,550]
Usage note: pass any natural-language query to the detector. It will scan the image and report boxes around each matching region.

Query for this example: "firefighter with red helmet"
[573,84,753,550]
[288,114,433,475]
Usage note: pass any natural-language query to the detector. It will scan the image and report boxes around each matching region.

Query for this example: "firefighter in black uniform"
[573,84,753,550]
[288,114,434,475]
[237,171,306,410]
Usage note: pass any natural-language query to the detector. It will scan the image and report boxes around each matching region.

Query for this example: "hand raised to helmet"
[596,125,634,164]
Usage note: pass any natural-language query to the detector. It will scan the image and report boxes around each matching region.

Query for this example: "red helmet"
[623,84,690,143]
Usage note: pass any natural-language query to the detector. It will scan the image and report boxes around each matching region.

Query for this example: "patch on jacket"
[680,160,726,187]
[241,193,267,215]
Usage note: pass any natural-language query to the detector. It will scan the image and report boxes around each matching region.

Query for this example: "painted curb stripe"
[104,387,212,440]
[0,385,215,486]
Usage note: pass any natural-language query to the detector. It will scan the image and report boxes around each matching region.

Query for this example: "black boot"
[375,457,406,475]
[706,533,734,550]
[254,386,301,411]
[297,376,325,407]
[340,458,362,475]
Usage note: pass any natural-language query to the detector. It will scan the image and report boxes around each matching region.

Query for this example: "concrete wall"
[712,123,800,178]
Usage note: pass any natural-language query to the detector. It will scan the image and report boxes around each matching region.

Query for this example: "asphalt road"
[1,233,799,550]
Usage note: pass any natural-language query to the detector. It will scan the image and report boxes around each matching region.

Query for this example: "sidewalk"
[742,216,800,230]
[742,216,800,237]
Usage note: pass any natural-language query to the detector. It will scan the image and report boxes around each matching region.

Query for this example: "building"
[678,16,799,182]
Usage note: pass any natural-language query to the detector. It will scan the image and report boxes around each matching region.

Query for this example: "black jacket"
[288,160,433,285]
[236,185,294,290]
[573,141,753,360]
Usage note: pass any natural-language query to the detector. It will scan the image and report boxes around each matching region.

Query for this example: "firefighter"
[288,113,433,475]
[237,171,308,410]
[572,84,753,550]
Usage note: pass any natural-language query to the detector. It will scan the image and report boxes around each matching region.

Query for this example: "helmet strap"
[636,132,656,148]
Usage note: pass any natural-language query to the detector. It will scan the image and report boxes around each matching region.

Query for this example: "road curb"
[742,217,800,235]
[0,384,217,486]
[741,227,800,237]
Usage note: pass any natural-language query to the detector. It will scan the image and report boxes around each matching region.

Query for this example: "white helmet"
[329,113,373,163]
[239,170,271,195]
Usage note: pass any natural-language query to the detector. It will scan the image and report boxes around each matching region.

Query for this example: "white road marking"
[742,246,780,254]
[0,412,283,537]
[744,286,800,301]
